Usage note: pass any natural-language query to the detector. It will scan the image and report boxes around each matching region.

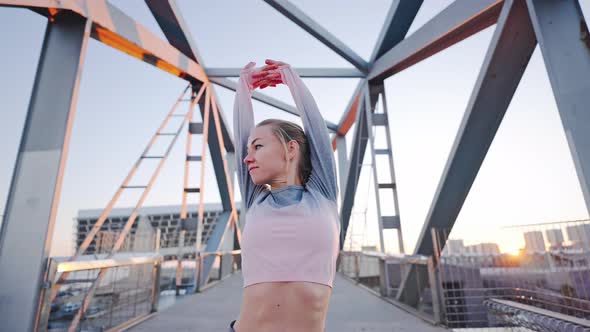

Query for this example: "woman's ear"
[288,140,300,160]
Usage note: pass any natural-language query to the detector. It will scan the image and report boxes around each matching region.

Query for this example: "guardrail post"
[217,253,223,280]
[175,231,185,295]
[175,257,182,296]
[427,256,443,324]
[196,253,203,293]
[429,227,446,324]
[378,257,391,297]
[155,229,161,253]
[354,253,360,281]
[151,259,161,313]
[36,258,58,332]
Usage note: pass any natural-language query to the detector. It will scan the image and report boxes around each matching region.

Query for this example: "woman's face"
[244,125,290,185]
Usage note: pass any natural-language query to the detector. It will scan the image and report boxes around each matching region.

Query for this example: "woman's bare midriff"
[234,281,332,332]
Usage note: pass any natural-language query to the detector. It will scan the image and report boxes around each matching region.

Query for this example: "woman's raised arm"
[276,64,338,202]
[233,62,267,210]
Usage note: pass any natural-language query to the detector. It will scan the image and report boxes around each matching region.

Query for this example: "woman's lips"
[249,167,258,172]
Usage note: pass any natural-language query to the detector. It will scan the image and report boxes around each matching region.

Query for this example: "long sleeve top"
[233,64,341,288]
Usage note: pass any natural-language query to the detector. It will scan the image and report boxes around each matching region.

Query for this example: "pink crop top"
[233,64,341,288]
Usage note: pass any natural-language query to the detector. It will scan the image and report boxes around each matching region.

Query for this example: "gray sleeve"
[279,66,338,202]
[233,69,267,210]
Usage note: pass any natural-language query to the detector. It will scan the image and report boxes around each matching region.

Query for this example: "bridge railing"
[168,249,242,294]
[337,250,443,325]
[432,223,590,330]
[39,253,161,332]
[38,248,242,332]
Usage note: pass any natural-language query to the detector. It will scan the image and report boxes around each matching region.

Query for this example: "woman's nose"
[244,153,254,164]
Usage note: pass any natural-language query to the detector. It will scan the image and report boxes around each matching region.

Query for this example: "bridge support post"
[0,12,90,331]
[526,0,590,215]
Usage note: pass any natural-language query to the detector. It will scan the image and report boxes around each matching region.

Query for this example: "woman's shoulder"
[304,186,338,209]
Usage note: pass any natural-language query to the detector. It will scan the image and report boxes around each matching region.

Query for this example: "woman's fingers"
[252,73,281,81]
[253,77,281,89]
[252,71,281,80]
[253,79,281,89]
[253,74,281,83]
[252,71,282,87]
[252,67,280,78]
[246,59,287,89]
[261,64,279,71]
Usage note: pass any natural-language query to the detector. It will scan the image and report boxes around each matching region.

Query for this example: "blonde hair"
[256,119,311,184]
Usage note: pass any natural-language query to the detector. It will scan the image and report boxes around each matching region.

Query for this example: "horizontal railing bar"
[55,254,160,273]
[438,294,590,317]
[158,248,241,257]
[58,278,97,284]
[339,251,430,263]
[443,293,590,304]
[488,298,590,328]
[437,287,590,303]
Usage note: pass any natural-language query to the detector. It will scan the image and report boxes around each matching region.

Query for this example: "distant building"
[445,239,465,255]
[442,240,500,256]
[524,231,546,252]
[75,203,240,255]
[566,224,590,250]
[545,228,565,250]
[132,215,156,252]
[361,245,378,252]
[464,243,500,255]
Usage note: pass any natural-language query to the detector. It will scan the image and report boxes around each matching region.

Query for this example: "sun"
[507,247,521,256]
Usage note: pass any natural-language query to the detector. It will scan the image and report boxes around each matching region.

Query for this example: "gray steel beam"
[370,0,423,62]
[331,81,364,141]
[368,0,503,82]
[339,82,381,251]
[339,94,368,251]
[192,83,231,211]
[144,0,204,65]
[205,67,365,78]
[262,0,369,73]
[397,0,536,306]
[336,135,348,205]
[526,0,590,214]
[0,12,90,331]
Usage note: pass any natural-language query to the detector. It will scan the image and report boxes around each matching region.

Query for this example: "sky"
[1,1,589,257]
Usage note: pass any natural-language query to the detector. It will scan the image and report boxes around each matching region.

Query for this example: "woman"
[230,59,341,332]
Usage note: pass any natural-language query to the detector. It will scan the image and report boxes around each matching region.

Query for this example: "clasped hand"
[242,59,289,90]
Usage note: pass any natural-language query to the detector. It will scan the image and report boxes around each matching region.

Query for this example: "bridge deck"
[129,271,447,331]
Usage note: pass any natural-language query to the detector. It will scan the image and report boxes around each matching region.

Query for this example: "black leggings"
[229,319,237,332]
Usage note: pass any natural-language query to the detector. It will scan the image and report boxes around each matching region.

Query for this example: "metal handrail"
[53,253,160,273]
[38,249,242,331]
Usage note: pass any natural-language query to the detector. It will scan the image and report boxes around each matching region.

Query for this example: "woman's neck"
[269,178,302,191]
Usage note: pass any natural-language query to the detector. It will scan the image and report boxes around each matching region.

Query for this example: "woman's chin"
[252,178,268,186]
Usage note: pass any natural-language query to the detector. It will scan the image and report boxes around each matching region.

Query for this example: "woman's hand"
[251,59,289,89]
